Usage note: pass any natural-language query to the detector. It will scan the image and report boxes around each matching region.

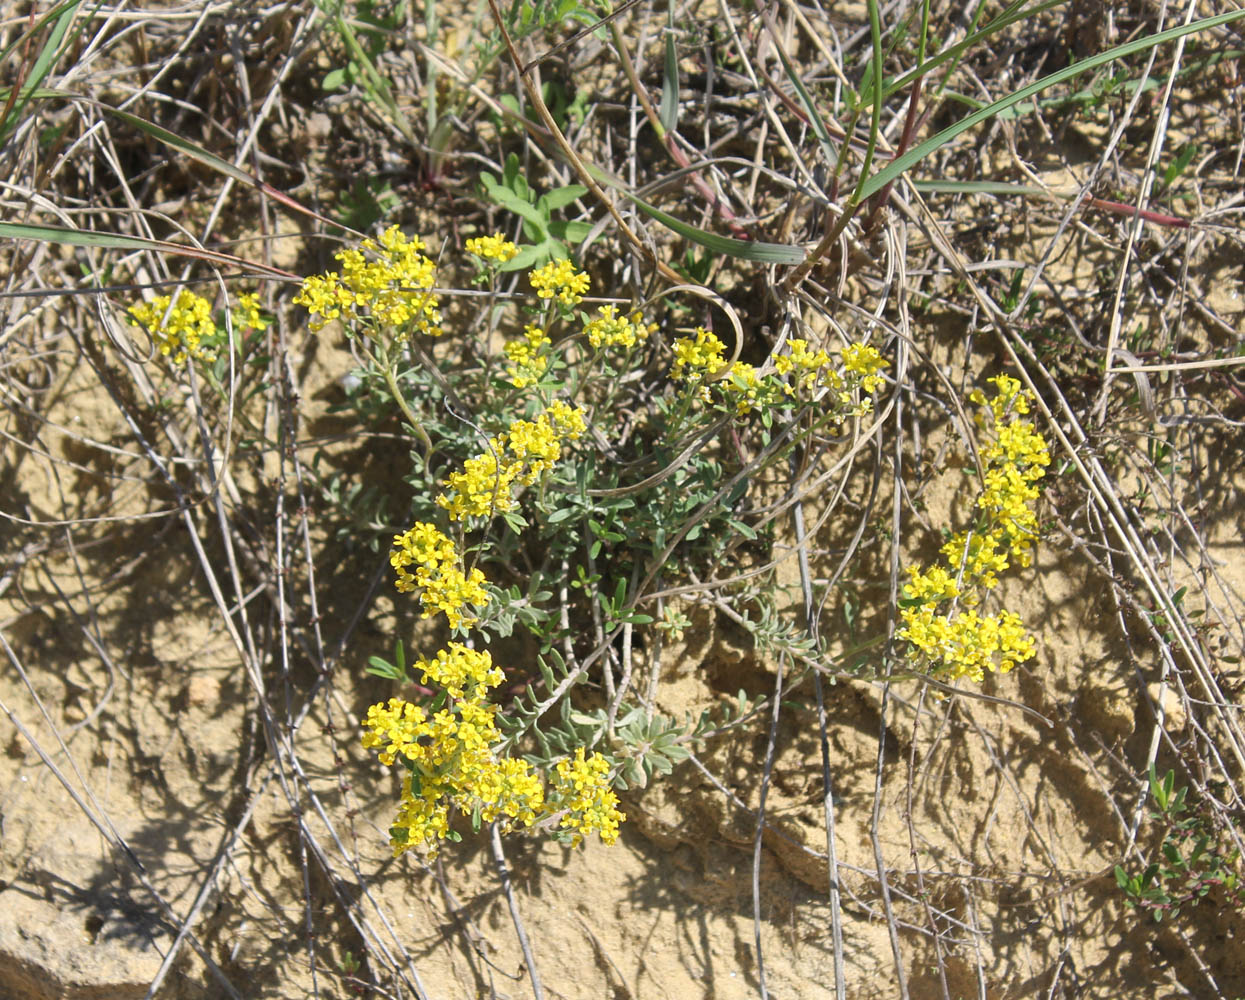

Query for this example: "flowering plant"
[286,223,1048,858]
[898,375,1050,683]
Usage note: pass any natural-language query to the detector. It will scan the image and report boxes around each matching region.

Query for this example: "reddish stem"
[1085,197,1190,229]
[863,75,925,235]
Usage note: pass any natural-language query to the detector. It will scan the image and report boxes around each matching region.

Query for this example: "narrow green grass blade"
[859,8,1245,202]
[0,1,81,145]
[911,179,1046,197]
[884,0,1066,100]
[332,13,417,146]
[0,2,75,69]
[106,107,343,225]
[0,221,299,279]
[25,1,79,89]
[851,0,885,204]
[106,106,266,189]
[757,6,837,168]
[624,194,805,265]
[0,87,66,102]
[3,98,354,233]
[991,48,1245,121]
[659,5,679,134]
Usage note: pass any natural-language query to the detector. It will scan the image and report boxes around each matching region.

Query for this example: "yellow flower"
[902,564,960,602]
[415,643,504,700]
[671,327,727,381]
[897,605,1036,683]
[530,258,590,306]
[841,342,888,393]
[361,652,621,857]
[466,233,520,262]
[390,522,488,629]
[128,289,218,365]
[293,226,442,338]
[584,305,654,350]
[503,324,550,388]
[774,338,831,391]
[899,378,1048,683]
[551,747,625,847]
[231,292,268,333]
[436,403,587,522]
[546,399,588,439]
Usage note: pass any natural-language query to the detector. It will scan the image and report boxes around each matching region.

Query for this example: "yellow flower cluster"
[231,292,269,333]
[363,655,624,856]
[436,401,588,522]
[719,361,778,415]
[668,333,889,417]
[942,376,1050,586]
[325,244,627,858]
[389,522,489,630]
[292,225,442,338]
[465,233,520,263]
[128,289,219,365]
[361,645,548,856]
[584,305,656,350]
[898,604,1034,685]
[503,323,550,388]
[824,342,888,419]
[670,326,727,380]
[897,375,1050,683]
[529,258,591,306]
[550,747,625,847]
[842,343,888,393]
[773,338,832,391]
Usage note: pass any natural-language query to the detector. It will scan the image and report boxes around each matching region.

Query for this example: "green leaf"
[498,241,557,272]
[502,151,520,189]
[663,744,691,763]
[482,178,549,234]
[659,11,679,134]
[366,655,403,681]
[623,192,806,265]
[323,67,347,91]
[911,179,1048,197]
[0,1,81,146]
[1161,143,1198,191]
[858,8,1245,203]
[0,221,296,278]
[539,183,588,213]
[621,757,644,788]
[885,0,1084,101]
[548,219,595,244]
[755,2,836,167]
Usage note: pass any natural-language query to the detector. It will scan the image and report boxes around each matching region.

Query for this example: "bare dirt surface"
[2,3,1244,999]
